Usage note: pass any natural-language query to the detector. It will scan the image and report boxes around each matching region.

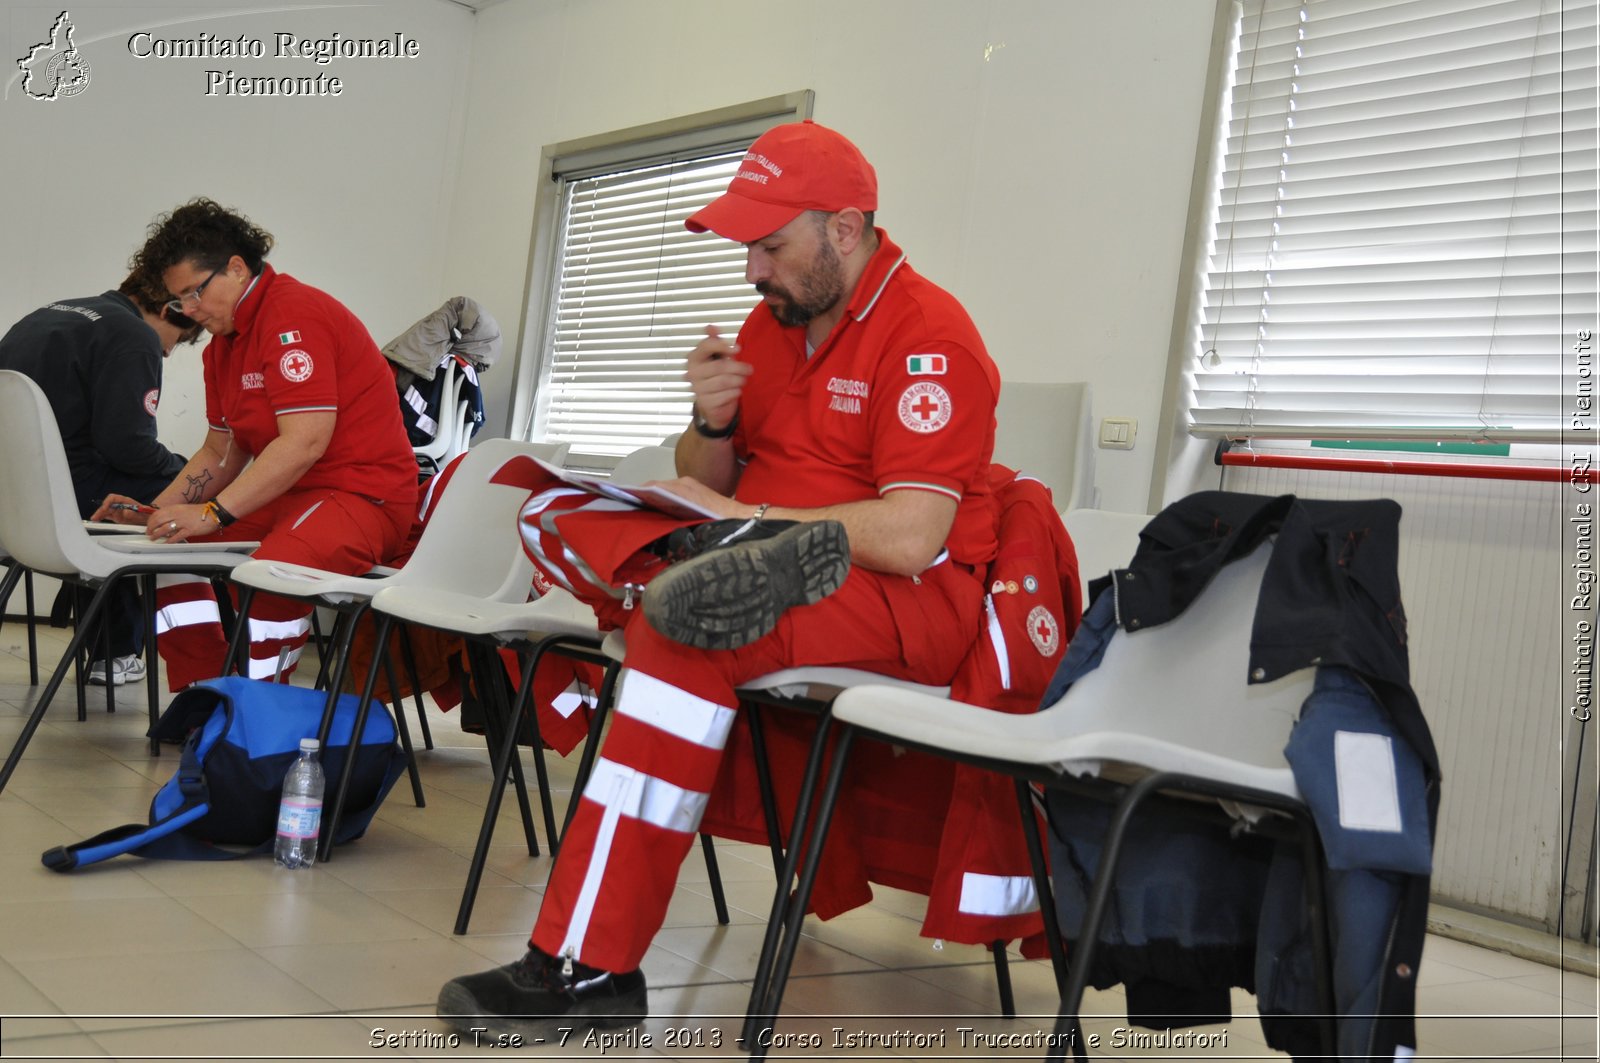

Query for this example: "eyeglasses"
[165,269,220,314]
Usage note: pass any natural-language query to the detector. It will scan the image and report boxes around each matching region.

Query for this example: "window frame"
[508,91,813,471]
[1151,0,1597,506]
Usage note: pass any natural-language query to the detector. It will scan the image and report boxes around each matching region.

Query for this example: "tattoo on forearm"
[182,470,213,504]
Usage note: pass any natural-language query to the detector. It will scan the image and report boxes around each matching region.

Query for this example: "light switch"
[1098,417,1137,450]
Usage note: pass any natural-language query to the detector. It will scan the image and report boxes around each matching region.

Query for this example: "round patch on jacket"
[143,389,159,416]
[279,349,314,383]
[531,567,554,598]
[1027,605,1060,656]
[897,381,952,433]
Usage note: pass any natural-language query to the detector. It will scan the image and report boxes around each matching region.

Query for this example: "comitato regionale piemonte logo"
[17,11,92,101]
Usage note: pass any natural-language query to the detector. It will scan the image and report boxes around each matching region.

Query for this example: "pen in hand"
[109,502,154,514]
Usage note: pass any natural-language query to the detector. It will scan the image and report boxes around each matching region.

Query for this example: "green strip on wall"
[1310,438,1512,457]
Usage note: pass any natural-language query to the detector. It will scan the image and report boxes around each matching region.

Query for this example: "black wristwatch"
[692,406,740,440]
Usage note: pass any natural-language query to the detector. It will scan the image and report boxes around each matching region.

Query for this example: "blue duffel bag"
[42,676,407,869]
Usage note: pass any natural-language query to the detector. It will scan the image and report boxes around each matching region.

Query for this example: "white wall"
[444,0,1216,514]
[0,0,474,461]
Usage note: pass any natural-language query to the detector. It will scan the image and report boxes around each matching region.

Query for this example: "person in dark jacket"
[0,270,201,684]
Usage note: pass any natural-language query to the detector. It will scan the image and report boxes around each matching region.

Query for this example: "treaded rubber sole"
[642,520,850,650]
[435,982,648,1040]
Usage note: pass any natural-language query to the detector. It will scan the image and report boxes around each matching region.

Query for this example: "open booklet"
[530,456,719,522]
[81,520,150,534]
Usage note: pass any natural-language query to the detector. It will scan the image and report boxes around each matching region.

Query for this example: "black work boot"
[436,947,647,1039]
[648,515,800,563]
[643,519,850,650]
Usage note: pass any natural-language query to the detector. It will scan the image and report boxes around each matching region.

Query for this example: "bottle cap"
[300,738,320,753]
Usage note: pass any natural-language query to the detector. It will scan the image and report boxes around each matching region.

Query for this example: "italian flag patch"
[278,330,302,344]
[906,353,947,376]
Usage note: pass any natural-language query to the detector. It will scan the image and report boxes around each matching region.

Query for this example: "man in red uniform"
[438,121,1001,1035]
[96,198,419,687]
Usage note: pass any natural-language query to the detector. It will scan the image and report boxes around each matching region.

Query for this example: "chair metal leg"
[455,647,542,935]
[316,611,392,865]
[698,833,730,925]
[1051,773,1166,1054]
[396,624,434,750]
[743,705,787,873]
[73,585,87,722]
[0,563,19,622]
[141,574,161,755]
[469,641,541,858]
[1015,778,1071,994]
[380,643,426,808]
[0,584,115,795]
[222,586,256,678]
[510,643,561,856]
[743,723,856,1060]
[311,610,341,691]
[101,593,115,714]
[1296,812,1338,1055]
[316,604,365,703]
[455,637,618,934]
[24,569,39,686]
[989,940,1016,1019]
[741,712,836,1050]
[311,606,328,659]
[0,563,36,687]
[0,565,42,688]
[563,660,621,837]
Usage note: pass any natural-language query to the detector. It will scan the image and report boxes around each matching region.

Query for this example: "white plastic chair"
[372,443,707,931]
[740,507,1151,1051]
[995,380,1095,510]
[771,539,1337,1061]
[610,443,680,484]
[223,437,568,861]
[0,371,258,794]
[411,356,470,476]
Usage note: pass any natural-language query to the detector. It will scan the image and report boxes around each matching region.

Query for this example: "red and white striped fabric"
[516,491,983,974]
[153,487,413,690]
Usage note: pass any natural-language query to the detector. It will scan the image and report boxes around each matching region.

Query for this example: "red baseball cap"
[685,120,878,243]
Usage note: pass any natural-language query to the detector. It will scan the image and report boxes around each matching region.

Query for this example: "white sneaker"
[87,654,147,686]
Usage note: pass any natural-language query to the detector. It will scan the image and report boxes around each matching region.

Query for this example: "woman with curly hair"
[95,197,419,688]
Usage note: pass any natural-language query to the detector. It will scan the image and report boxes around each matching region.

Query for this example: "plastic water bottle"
[274,738,325,869]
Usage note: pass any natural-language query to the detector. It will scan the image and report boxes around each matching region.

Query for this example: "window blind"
[536,149,755,462]
[1188,0,1597,442]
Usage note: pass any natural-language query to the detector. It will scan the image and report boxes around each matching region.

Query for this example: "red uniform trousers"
[154,488,414,690]
[519,486,984,974]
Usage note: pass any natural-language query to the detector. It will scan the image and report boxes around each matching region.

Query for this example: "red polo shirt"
[202,263,417,504]
[731,231,1000,566]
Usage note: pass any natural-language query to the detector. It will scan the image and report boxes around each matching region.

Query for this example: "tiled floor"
[0,618,1595,1061]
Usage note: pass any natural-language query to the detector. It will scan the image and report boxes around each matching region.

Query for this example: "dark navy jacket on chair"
[1047,491,1439,1062]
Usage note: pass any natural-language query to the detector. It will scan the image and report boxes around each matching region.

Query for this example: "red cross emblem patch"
[897,381,952,434]
[1027,604,1060,657]
[143,389,159,417]
[279,349,314,383]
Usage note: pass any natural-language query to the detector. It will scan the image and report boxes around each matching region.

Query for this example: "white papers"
[529,456,718,521]
[81,521,149,535]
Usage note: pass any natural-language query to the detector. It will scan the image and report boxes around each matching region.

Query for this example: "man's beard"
[757,240,845,328]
